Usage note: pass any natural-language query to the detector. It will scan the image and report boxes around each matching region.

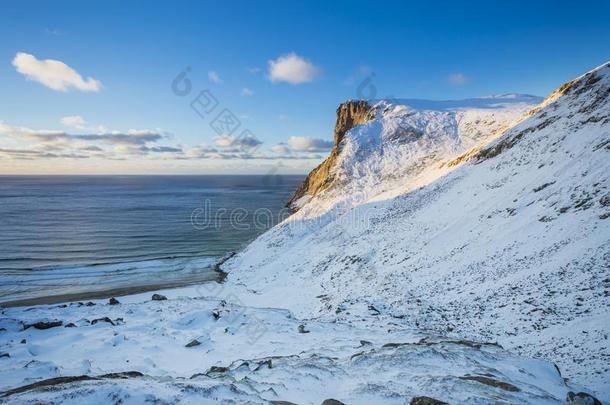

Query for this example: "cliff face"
[287,100,375,210]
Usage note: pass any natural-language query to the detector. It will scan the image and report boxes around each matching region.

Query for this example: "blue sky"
[1,0,609,174]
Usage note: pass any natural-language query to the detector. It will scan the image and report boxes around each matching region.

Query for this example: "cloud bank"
[287,136,333,152]
[0,120,329,162]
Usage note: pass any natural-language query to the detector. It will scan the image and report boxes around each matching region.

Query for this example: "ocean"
[0,175,303,306]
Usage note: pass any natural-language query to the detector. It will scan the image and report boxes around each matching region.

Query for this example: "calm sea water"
[0,175,303,305]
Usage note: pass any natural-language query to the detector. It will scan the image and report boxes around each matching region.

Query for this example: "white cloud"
[208,71,222,84]
[241,88,254,96]
[45,28,62,36]
[213,134,235,148]
[60,115,87,129]
[12,52,102,92]
[271,143,291,154]
[214,133,263,151]
[60,115,108,133]
[287,136,333,152]
[268,53,321,84]
[448,72,468,86]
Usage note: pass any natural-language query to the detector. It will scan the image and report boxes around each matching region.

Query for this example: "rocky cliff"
[286,100,375,210]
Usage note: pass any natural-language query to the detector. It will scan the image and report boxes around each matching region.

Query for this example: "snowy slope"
[224,62,610,397]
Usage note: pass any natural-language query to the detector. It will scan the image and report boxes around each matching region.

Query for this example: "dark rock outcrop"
[410,396,448,405]
[253,359,273,370]
[205,366,229,378]
[459,375,520,392]
[567,391,602,405]
[185,339,201,348]
[91,317,116,326]
[24,320,63,330]
[287,100,375,211]
[151,294,167,301]
[321,400,346,405]
[0,371,145,398]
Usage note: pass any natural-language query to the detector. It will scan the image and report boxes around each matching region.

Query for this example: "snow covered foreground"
[0,289,577,404]
[1,63,608,404]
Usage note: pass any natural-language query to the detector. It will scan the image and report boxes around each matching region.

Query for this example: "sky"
[0,0,609,174]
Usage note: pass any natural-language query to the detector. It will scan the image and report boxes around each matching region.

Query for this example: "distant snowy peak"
[480,93,541,100]
[374,93,542,112]
[454,61,610,166]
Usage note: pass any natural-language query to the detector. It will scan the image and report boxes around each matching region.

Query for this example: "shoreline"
[0,271,223,308]
[0,252,239,309]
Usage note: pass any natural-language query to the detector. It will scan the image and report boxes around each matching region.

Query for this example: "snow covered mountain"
[0,63,607,404]
[287,93,541,212]
[226,62,610,396]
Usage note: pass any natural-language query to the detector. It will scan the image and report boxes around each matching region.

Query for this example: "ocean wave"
[0,255,221,305]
